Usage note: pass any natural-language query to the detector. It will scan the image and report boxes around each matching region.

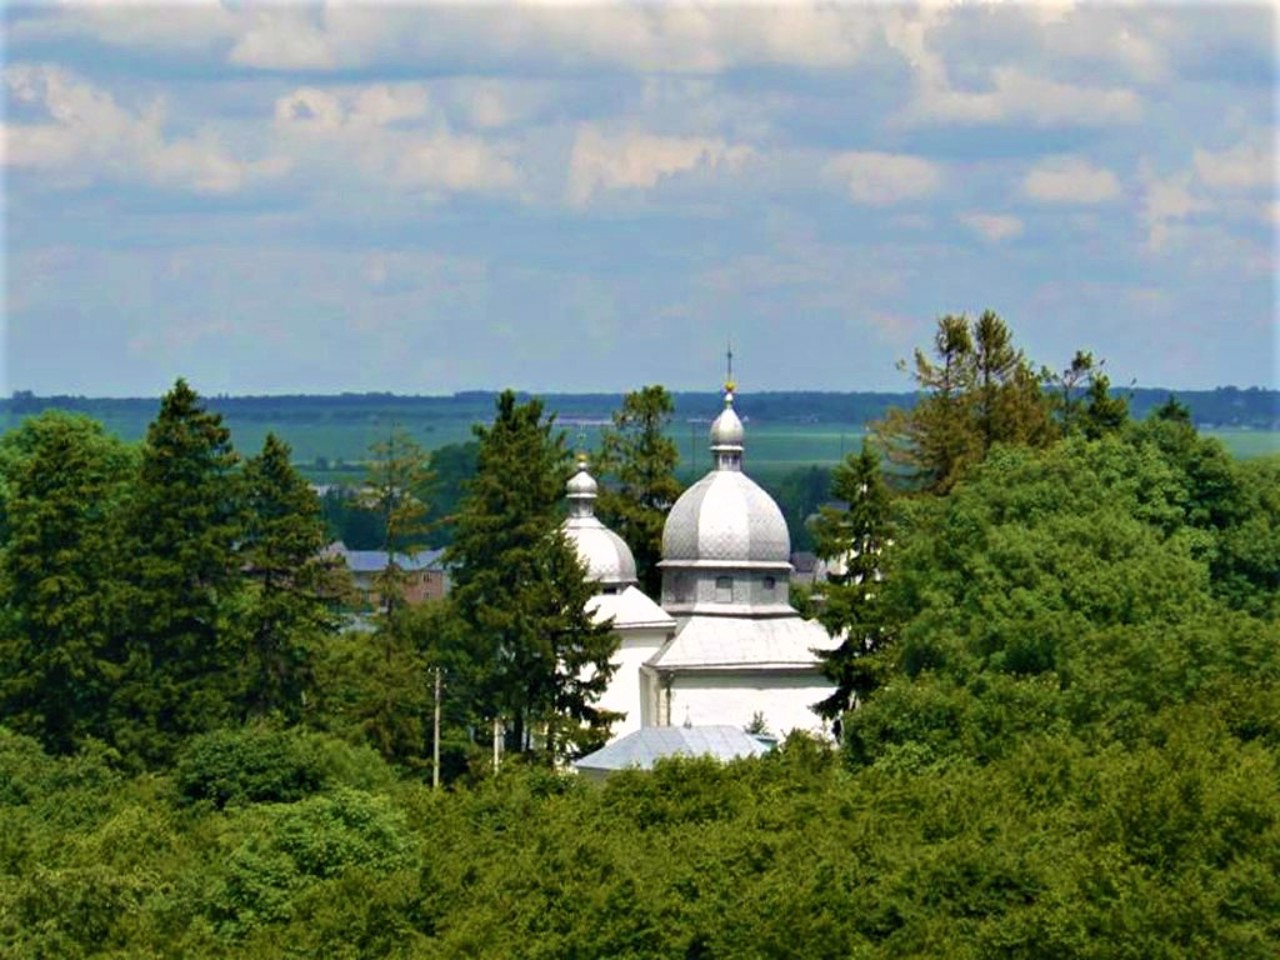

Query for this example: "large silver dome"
[662,470,790,564]
[563,457,638,588]
[661,388,790,566]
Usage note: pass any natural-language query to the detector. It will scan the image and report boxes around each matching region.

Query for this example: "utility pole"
[431,666,442,790]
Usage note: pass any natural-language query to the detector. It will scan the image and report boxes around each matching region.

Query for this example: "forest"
[1,313,1277,957]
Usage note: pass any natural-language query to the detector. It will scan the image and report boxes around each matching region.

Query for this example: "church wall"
[597,626,671,737]
[666,669,833,739]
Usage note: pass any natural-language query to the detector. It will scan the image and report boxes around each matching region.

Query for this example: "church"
[563,381,837,752]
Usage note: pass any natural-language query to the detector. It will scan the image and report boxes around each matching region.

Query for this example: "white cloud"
[228,10,338,70]
[271,83,517,195]
[1193,137,1275,192]
[1139,163,1213,253]
[884,7,1143,129]
[395,132,518,193]
[566,126,752,207]
[825,151,941,206]
[2,63,281,193]
[959,212,1024,243]
[1022,156,1122,204]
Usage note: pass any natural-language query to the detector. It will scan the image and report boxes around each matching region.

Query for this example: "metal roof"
[331,545,446,574]
[574,724,774,773]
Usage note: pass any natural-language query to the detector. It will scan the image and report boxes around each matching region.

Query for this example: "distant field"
[2,403,1275,484]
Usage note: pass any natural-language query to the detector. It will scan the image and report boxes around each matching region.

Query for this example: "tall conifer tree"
[446,390,619,762]
[240,433,344,721]
[114,379,243,765]
[596,384,682,597]
[0,413,134,753]
[811,441,897,721]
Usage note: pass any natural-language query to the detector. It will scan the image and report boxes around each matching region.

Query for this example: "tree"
[809,441,897,721]
[595,385,682,596]
[239,433,346,722]
[1045,350,1128,439]
[0,412,135,753]
[113,379,243,766]
[874,311,1056,494]
[361,427,434,615]
[446,390,619,763]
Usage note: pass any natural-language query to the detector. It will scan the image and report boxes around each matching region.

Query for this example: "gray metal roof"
[649,612,835,669]
[332,545,446,574]
[574,724,774,773]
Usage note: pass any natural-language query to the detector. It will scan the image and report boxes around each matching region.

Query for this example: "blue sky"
[3,2,1276,396]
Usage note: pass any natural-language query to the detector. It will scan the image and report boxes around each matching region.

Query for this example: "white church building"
[563,383,837,747]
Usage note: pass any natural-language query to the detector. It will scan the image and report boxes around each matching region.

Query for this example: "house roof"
[328,543,446,574]
[574,724,774,773]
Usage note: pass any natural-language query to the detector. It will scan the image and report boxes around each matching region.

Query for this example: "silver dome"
[661,469,790,564]
[661,386,790,566]
[564,457,638,588]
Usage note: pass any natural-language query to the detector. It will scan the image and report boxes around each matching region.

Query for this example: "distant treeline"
[5,385,1277,435]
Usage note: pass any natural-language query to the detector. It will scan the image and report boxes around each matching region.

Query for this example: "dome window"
[715,576,734,603]
[763,576,776,591]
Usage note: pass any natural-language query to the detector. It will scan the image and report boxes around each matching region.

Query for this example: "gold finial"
[724,341,736,394]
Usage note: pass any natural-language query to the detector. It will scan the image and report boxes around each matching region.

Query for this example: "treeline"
[7,384,1277,437]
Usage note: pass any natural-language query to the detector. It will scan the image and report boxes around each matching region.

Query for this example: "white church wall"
[597,626,671,737]
[666,669,832,739]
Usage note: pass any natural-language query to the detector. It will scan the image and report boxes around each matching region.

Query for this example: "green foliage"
[240,433,346,721]
[596,385,682,596]
[0,412,135,753]
[113,379,245,767]
[811,440,898,719]
[874,311,1068,493]
[447,390,620,763]
[843,432,1280,770]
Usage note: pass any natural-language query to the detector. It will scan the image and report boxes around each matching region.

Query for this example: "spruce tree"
[0,412,134,753]
[240,433,344,722]
[810,440,896,721]
[113,379,243,766]
[446,390,619,762]
[596,384,682,597]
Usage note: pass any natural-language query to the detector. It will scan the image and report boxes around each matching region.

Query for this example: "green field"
[2,407,1274,486]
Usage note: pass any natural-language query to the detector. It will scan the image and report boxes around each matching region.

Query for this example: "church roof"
[574,724,774,773]
[587,584,676,631]
[649,613,835,670]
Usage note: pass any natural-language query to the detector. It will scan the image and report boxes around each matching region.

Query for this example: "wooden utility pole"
[431,666,442,790]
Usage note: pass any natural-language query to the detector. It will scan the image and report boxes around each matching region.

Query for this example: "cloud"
[1022,156,1122,204]
[1193,137,1275,192]
[885,7,1143,129]
[566,126,752,207]
[271,83,517,195]
[228,9,339,70]
[959,212,1024,243]
[825,151,942,206]
[2,63,282,193]
[1139,163,1213,252]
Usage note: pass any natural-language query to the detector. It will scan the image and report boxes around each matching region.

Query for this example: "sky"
[2,1,1277,397]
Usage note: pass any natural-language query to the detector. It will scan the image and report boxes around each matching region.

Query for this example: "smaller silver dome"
[709,390,744,454]
[563,455,638,588]
[566,457,599,498]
